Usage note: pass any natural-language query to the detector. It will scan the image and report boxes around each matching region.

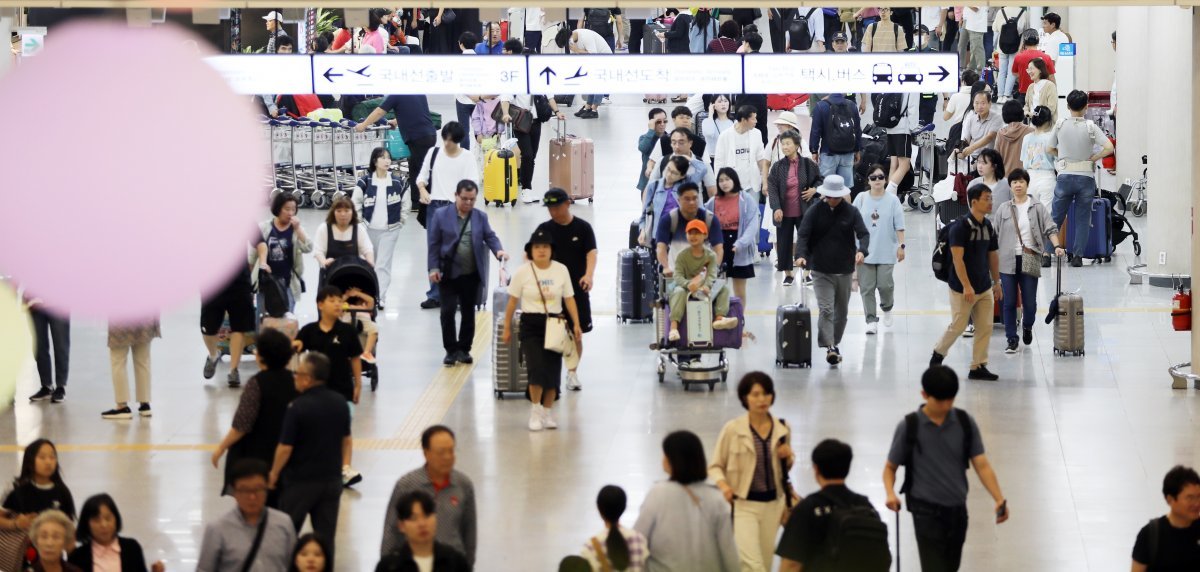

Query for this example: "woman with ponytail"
[581,486,647,571]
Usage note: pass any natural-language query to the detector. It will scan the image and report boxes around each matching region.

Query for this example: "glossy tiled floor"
[4,94,1194,572]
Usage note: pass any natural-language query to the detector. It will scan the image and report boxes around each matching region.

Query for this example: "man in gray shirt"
[380,425,477,566]
[882,366,1009,572]
[198,459,296,572]
[1049,89,1114,267]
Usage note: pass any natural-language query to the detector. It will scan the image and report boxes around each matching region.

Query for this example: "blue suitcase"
[758,203,773,258]
[1066,197,1114,263]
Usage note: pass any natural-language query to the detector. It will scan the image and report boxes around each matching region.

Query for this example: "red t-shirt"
[331,29,351,51]
[1011,49,1056,94]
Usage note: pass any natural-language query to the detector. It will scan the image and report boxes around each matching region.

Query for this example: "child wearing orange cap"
[667,219,739,342]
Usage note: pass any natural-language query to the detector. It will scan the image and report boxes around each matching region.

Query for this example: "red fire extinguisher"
[1172,286,1192,331]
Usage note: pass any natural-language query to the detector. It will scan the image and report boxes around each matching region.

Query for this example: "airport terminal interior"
[2,3,1200,571]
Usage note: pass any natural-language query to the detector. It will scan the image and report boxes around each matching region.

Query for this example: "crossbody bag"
[1010,203,1042,277]
[240,510,269,572]
[531,265,575,354]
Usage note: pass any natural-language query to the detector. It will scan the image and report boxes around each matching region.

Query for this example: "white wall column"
[1065,6,1115,92]
[1115,7,1149,199]
[1144,6,1192,277]
[1191,8,1199,369]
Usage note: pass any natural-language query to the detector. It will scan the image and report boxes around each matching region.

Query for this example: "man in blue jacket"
[427,181,508,366]
[810,90,863,190]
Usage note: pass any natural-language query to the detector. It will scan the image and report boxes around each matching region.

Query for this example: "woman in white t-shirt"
[1019,105,1058,208]
[700,95,733,167]
[502,230,582,432]
[350,147,407,306]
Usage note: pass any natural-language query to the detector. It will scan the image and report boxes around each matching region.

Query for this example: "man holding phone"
[882,366,1009,572]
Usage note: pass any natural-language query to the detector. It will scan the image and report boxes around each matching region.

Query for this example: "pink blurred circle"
[0,21,266,322]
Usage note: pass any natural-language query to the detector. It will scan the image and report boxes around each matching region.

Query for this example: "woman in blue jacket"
[705,168,759,306]
[352,147,409,310]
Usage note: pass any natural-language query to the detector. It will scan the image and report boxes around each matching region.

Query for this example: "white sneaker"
[883,310,894,327]
[520,188,540,204]
[668,328,681,342]
[866,322,878,335]
[566,371,581,391]
[541,407,558,429]
[342,465,363,487]
[528,405,544,431]
[712,317,739,330]
[964,324,975,338]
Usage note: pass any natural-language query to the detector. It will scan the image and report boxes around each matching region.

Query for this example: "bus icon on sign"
[872,64,893,85]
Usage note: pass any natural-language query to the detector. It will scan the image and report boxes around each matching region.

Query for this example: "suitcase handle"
[556,116,568,140]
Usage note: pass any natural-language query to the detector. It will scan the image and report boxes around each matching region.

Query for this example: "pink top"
[859,8,880,18]
[713,194,740,230]
[92,540,122,572]
[363,28,386,53]
[783,158,802,218]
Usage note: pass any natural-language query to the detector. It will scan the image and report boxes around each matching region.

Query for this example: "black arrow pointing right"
[930,66,949,82]
[323,67,344,82]
[539,66,556,85]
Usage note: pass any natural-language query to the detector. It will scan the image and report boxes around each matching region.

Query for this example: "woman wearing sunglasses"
[851,164,905,335]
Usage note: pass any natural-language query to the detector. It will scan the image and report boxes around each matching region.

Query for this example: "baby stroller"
[323,257,382,391]
[1101,190,1142,257]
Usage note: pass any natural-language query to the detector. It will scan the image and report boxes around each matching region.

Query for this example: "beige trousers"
[733,496,785,572]
[933,288,995,368]
[110,343,152,405]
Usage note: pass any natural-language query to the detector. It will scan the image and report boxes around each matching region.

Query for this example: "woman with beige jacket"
[708,372,798,572]
[1022,57,1058,124]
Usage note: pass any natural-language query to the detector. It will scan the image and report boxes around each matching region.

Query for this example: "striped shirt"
[748,425,776,497]
[380,467,477,565]
[581,525,648,572]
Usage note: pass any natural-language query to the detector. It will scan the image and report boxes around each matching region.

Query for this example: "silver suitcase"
[491,274,529,398]
[1053,258,1085,356]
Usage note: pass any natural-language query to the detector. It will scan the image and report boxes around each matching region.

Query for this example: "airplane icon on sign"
[566,66,587,80]
[350,66,370,77]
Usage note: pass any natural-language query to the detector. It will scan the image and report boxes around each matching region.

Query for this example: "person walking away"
[103,318,160,420]
[269,352,350,563]
[536,189,597,391]
[767,132,821,286]
[376,491,471,572]
[1048,90,1114,267]
[416,122,480,308]
[579,8,620,51]
[292,286,364,487]
[705,168,759,306]
[994,100,1034,173]
[352,147,408,310]
[1131,465,1200,571]
[883,366,1009,572]
[852,165,905,335]
[634,431,739,571]
[809,92,862,186]
[994,169,1064,354]
[991,7,1028,101]
[502,230,582,432]
[777,439,892,572]
[580,485,648,571]
[1020,106,1059,266]
[1021,57,1058,124]
[794,175,869,366]
[714,105,770,197]
[929,185,1002,381]
[381,425,477,567]
[507,7,545,54]
[427,181,508,366]
[554,27,612,119]
[25,295,69,403]
[957,5,987,72]
[198,459,296,572]
[709,372,796,572]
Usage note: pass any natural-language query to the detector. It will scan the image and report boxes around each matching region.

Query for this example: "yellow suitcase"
[483,148,519,207]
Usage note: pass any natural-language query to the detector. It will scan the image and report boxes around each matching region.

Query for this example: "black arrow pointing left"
[323,67,343,82]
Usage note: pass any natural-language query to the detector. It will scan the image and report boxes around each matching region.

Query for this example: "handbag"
[531,265,575,354]
[439,211,472,278]
[1010,203,1042,277]
[491,101,533,134]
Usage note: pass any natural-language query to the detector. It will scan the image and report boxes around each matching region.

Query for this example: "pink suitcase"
[548,118,595,202]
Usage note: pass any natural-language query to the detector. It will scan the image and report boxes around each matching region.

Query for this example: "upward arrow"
[539,66,556,85]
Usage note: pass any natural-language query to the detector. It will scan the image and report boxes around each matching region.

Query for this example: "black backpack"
[824,494,893,572]
[872,93,907,129]
[824,99,859,154]
[585,9,613,37]
[257,269,289,318]
[787,8,818,51]
[931,217,966,283]
[998,8,1026,55]
[900,406,975,494]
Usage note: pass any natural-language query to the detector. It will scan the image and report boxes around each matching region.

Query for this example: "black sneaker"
[929,352,945,367]
[782,275,795,287]
[826,348,841,365]
[968,366,1000,381]
[51,388,65,403]
[456,350,474,365]
[138,403,152,417]
[803,274,814,286]
[1005,339,1018,354]
[574,106,589,117]
[29,388,52,402]
[203,355,219,379]
[227,369,241,388]
[443,353,457,367]
[101,407,133,420]
[581,110,599,119]
[1071,256,1083,268]
[420,298,440,310]
[1023,328,1033,346]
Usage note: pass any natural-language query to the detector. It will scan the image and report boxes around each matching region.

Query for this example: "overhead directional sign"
[205,55,313,95]
[527,54,742,95]
[743,53,960,94]
[312,54,526,95]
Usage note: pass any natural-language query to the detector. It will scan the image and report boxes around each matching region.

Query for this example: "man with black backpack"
[991,7,1028,103]
[883,366,1009,572]
[810,92,862,188]
[785,7,825,53]
[872,91,919,196]
[1131,465,1200,571]
[776,439,892,572]
[578,8,620,51]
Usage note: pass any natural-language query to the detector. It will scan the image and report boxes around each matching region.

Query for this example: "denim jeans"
[586,94,606,106]
[1000,269,1038,342]
[818,152,855,187]
[997,52,1016,99]
[1050,174,1096,255]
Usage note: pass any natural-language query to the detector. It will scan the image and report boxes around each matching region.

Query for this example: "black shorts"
[887,133,914,158]
[569,290,593,334]
[200,280,255,335]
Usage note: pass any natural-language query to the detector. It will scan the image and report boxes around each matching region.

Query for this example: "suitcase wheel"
[588,197,594,203]
[370,375,378,392]
[496,391,504,399]
[707,382,716,392]
[510,200,517,207]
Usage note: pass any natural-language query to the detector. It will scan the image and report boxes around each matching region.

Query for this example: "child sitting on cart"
[341,286,378,364]
[666,219,739,342]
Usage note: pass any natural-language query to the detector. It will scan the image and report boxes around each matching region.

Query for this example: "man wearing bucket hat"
[795,175,870,366]
[536,188,597,391]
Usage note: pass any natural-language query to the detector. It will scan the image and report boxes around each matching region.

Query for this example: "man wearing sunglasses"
[638,108,668,192]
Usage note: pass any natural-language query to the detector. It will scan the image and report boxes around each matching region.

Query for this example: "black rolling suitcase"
[617,247,656,323]
[776,286,813,368]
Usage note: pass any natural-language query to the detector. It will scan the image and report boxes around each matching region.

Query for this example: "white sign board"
[312,54,526,95]
[205,55,313,95]
[743,53,960,94]
[527,54,742,95]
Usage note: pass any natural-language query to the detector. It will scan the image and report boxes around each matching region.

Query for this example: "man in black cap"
[535,188,597,391]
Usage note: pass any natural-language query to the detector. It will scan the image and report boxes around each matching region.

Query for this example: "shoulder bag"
[240,510,269,572]
[531,265,575,354]
[1010,203,1042,277]
[491,101,534,134]
[438,212,472,278]
[590,537,615,572]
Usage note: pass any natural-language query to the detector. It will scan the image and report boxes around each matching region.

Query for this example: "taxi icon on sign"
[898,64,923,85]
[872,64,893,85]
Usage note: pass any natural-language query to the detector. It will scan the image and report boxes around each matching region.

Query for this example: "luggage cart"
[905,123,938,213]
[648,273,730,392]
[265,117,300,200]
